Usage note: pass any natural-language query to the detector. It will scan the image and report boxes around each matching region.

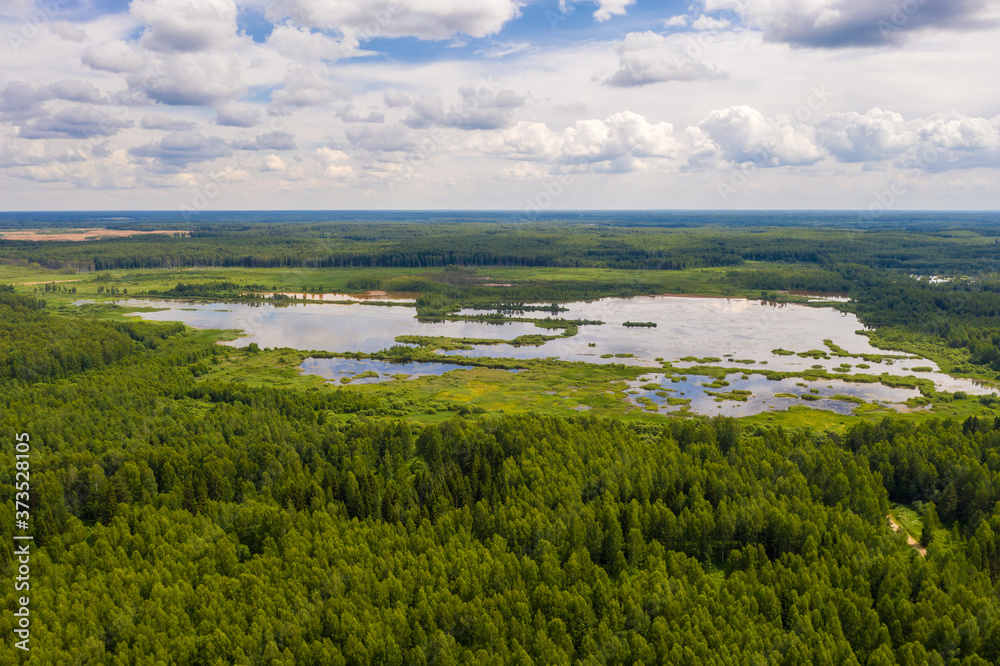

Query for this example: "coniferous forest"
[3,216,1000,664]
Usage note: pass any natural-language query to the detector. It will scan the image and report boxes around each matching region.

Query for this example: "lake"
[118,295,993,415]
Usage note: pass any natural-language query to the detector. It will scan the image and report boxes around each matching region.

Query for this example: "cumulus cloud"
[0,81,107,120]
[345,124,417,153]
[702,0,993,47]
[48,81,108,105]
[816,109,1000,170]
[83,41,150,74]
[232,131,298,150]
[315,147,353,177]
[383,90,412,108]
[692,15,730,31]
[82,0,247,109]
[141,114,196,131]
[0,136,55,167]
[131,0,239,53]
[267,0,521,40]
[337,106,385,123]
[593,0,636,22]
[267,24,357,61]
[132,52,246,106]
[130,130,232,169]
[216,105,261,127]
[16,107,133,140]
[604,31,727,87]
[477,111,681,172]
[696,105,823,166]
[0,82,56,119]
[404,86,525,130]
[476,107,833,173]
[815,109,915,162]
[50,21,87,42]
[261,154,287,171]
[270,68,349,112]
[9,150,140,190]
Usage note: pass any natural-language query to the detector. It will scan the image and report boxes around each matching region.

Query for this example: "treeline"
[147,281,274,299]
[733,266,1000,373]
[4,222,1000,273]
[2,305,1000,663]
[0,287,183,383]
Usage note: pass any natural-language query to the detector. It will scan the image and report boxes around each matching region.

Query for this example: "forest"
[3,217,1000,274]
[3,216,1000,663]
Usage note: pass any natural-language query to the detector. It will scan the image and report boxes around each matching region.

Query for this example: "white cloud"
[816,109,1000,170]
[346,124,417,153]
[130,130,233,170]
[50,21,88,42]
[12,107,131,141]
[337,105,385,123]
[267,24,357,62]
[316,146,354,177]
[270,67,348,112]
[692,15,730,31]
[664,15,689,28]
[232,131,298,150]
[383,90,412,108]
[9,150,140,190]
[697,105,823,166]
[136,53,246,106]
[702,0,993,47]
[0,135,53,167]
[48,81,108,105]
[816,109,914,162]
[0,80,107,120]
[404,86,525,130]
[216,104,261,128]
[141,114,197,131]
[83,41,151,74]
[267,0,522,40]
[604,31,727,87]
[262,154,287,171]
[477,111,681,172]
[131,0,239,53]
[593,0,636,22]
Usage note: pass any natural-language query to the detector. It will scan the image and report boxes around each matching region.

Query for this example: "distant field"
[0,228,188,242]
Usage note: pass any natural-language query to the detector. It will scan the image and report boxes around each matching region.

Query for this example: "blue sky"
[1,0,999,211]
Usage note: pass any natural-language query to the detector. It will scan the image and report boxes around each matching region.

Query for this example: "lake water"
[626,373,922,418]
[119,295,993,402]
[300,357,473,384]
[265,291,417,303]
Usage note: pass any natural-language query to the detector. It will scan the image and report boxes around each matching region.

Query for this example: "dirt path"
[888,515,927,557]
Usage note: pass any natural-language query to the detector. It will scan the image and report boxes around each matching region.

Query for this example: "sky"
[0,0,999,213]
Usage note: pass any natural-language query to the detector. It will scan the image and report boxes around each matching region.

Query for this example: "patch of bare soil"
[0,228,188,242]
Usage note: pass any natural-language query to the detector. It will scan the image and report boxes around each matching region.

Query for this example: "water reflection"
[300,357,473,384]
[119,295,994,396]
[263,291,417,303]
[627,373,922,417]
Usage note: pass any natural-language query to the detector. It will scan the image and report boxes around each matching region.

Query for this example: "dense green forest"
[4,217,1000,663]
[3,219,1000,273]
[3,283,1000,663]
